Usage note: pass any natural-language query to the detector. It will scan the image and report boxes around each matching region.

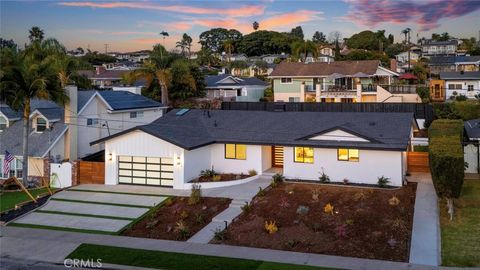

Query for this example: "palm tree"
[291,40,318,62]
[176,33,193,57]
[402,28,412,71]
[253,21,259,31]
[0,38,67,184]
[159,31,169,47]
[28,26,44,42]
[223,39,234,62]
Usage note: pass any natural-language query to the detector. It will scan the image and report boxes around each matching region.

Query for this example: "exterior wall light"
[176,156,181,166]
[108,153,113,161]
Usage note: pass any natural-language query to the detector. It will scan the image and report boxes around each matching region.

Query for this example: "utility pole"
[104,43,109,54]
[407,30,411,72]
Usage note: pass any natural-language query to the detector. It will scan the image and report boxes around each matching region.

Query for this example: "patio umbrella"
[352,72,371,78]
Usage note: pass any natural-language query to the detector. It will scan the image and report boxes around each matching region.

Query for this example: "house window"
[294,147,314,163]
[288,97,300,102]
[448,84,455,89]
[130,111,144,118]
[225,144,246,160]
[87,118,99,126]
[468,85,474,91]
[455,84,462,90]
[0,116,6,131]
[280,78,292,84]
[36,118,47,132]
[0,156,22,179]
[338,148,359,162]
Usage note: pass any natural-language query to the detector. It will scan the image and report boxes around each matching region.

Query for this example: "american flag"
[3,151,14,177]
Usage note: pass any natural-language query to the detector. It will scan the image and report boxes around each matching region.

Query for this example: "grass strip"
[67,188,168,197]
[35,210,136,221]
[1,188,57,213]
[8,223,117,235]
[67,243,337,270]
[50,198,151,209]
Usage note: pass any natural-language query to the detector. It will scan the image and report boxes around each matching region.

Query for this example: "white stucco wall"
[104,130,184,188]
[261,146,272,172]
[184,146,212,182]
[210,144,263,175]
[465,143,479,174]
[282,147,404,186]
[445,80,480,99]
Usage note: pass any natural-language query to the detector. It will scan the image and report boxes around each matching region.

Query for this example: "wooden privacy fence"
[77,161,105,184]
[407,152,430,173]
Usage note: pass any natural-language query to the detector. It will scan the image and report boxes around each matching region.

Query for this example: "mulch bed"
[122,197,231,241]
[191,173,250,183]
[212,182,417,262]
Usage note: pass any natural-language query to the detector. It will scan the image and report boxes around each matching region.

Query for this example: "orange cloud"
[259,10,323,31]
[59,2,264,17]
[167,22,193,31]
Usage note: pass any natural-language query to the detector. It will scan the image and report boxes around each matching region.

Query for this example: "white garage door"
[118,156,174,187]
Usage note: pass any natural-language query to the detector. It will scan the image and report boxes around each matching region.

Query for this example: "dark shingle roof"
[269,60,381,77]
[465,119,480,140]
[0,103,21,120]
[429,55,480,65]
[98,90,163,110]
[93,109,413,151]
[78,90,96,111]
[205,74,268,89]
[440,71,480,80]
[35,107,63,121]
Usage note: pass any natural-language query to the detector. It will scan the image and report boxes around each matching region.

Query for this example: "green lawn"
[0,188,54,212]
[67,244,338,270]
[440,179,480,267]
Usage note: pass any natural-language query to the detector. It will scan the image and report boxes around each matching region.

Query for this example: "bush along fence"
[428,119,464,220]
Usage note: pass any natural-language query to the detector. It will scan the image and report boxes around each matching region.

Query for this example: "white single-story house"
[440,71,480,99]
[205,74,268,102]
[92,109,416,189]
[464,119,479,174]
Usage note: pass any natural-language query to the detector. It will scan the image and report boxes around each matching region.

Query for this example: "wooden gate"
[77,161,105,184]
[407,152,430,173]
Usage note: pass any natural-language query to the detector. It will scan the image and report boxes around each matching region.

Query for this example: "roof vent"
[176,108,190,116]
[369,122,376,126]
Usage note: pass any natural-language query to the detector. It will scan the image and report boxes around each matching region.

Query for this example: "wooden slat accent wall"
[78,161,105,184]
[407,152,430,173]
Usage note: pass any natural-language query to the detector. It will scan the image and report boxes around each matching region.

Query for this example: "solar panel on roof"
[176,109,190,116]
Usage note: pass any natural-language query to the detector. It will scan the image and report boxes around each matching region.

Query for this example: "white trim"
[41,126,69,158]
[106,106,166,114]
[95,93,114,111]
[376,66,399,76]
[77,92,99,115]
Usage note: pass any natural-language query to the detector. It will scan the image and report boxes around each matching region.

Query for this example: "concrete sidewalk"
[1,226,442,270]
[408,173,441,266]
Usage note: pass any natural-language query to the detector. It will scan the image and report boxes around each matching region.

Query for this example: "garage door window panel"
[118,156,174,186]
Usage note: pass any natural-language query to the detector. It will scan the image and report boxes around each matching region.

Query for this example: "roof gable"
[303,127,372,142]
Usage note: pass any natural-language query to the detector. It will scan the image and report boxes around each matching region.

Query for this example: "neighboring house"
[220,53,248,62]
[261,53,289,64]
[440,71,480,99]
[269,60,420,103]
[115,51,150,63]
[395,51,420,64]
[421,40,458,57]
[428,55,480,74]
[0,86,165,180]
[205,74,268,102]
[92,109,416,189]
[464,119,479,174]
[78,66,130,89]
[319,46,335,58]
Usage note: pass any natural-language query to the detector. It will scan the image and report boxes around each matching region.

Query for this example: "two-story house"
[0,86,165,181]
[421,40,458,57]
[440,71,480,99]
[269,60,420,103]
[428,55,480,75]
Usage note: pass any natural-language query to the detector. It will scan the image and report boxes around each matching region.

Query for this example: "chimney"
[390,59,397,73]
[64,85,78,161]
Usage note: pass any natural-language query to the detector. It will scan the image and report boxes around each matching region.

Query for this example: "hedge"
[433,100,480,121]
[428,119,464,199]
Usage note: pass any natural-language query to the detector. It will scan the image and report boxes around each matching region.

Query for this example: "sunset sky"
[1,0,480,53]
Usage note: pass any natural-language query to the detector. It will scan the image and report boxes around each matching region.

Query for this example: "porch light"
[176,156,181,166]
[108,153,113,161]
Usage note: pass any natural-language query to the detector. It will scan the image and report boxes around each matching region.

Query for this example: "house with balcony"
[440,71,480,99]
[428,55,480,75]
[421,40,458,57]
[269,60,420,103]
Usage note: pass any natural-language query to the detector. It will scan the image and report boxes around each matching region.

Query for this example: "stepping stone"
[53,191,166,207]
[40,200,149,219]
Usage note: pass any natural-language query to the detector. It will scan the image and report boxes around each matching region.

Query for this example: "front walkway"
[408,172,441,266]
[1,226,441,270]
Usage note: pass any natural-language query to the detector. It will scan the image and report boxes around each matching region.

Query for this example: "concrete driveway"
[11,189,167,233]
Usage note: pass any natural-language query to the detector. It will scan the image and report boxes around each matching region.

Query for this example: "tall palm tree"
[291,40,318,62]
[176,33,193,57]
[223,39,234,62]
[28,26,44,42]
[0,38,67,184]
[402,28,412,71]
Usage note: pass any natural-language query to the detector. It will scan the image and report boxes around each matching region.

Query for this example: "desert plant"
[388,195,400,206]
[241,202,252,213]
[324,203,334,215]
[296,205,310,215]
[377,176,391,187]
[318,169,330,183]
[180,210,189,220]
[334,224,346,238]
[311,223,321,232]
[212,175,221,181]
[200,168,217,178]
[195,213,206,224]
[188,184,202,205]
[174,221,190,240]
[213,227,227,241]
[272,173,285,184]
[279,197,290,208]
[248,169,257,176]
[264,221,278,234]
[311,188,321,201]
[353,192,367,201]
[345,219,354,226]
[257,187,266,197]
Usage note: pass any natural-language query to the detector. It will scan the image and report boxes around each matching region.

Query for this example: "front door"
[272,146,284,168]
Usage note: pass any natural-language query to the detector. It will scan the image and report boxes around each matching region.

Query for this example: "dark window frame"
[294,147,314,164]
[224,144,247,160]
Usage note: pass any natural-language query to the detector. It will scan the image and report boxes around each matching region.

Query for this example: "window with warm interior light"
[338,148,359,162]
[225,144,246,160]
[294,147,314,163]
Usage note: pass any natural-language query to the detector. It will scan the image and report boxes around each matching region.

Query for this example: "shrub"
[377,176,391,187]
[413,145,429,152]
[257,187,266,197]
[388,196,400,206]
[318,169,330,183]
[334,224,346,238]
[324,203,334,215]
[456,95,467,101]
[345,219,354,226]
[188,184,202,205]
[174,221,190,240]
[272,173,285,184]
[180,210,189,220]
[200,168,217,178]
[241,202,252,213]
[212,175,221,181]
[429,119,464,220]
[213,227,227,241]
[284,239,299,249]
[353,192,366,201]
[264,221,278,234]
[343,178,349,185]
[195,213,206,224]
[311,188,320,201]
[296,205,310,215]
[248,169,257,176]
[434,100,480,121]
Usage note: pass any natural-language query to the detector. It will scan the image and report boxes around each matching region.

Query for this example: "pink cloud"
[59,2,264,17]
[259,10,323,31]
[343,0,480,31]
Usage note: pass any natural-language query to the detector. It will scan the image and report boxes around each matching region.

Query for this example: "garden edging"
[181,175,260,189]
